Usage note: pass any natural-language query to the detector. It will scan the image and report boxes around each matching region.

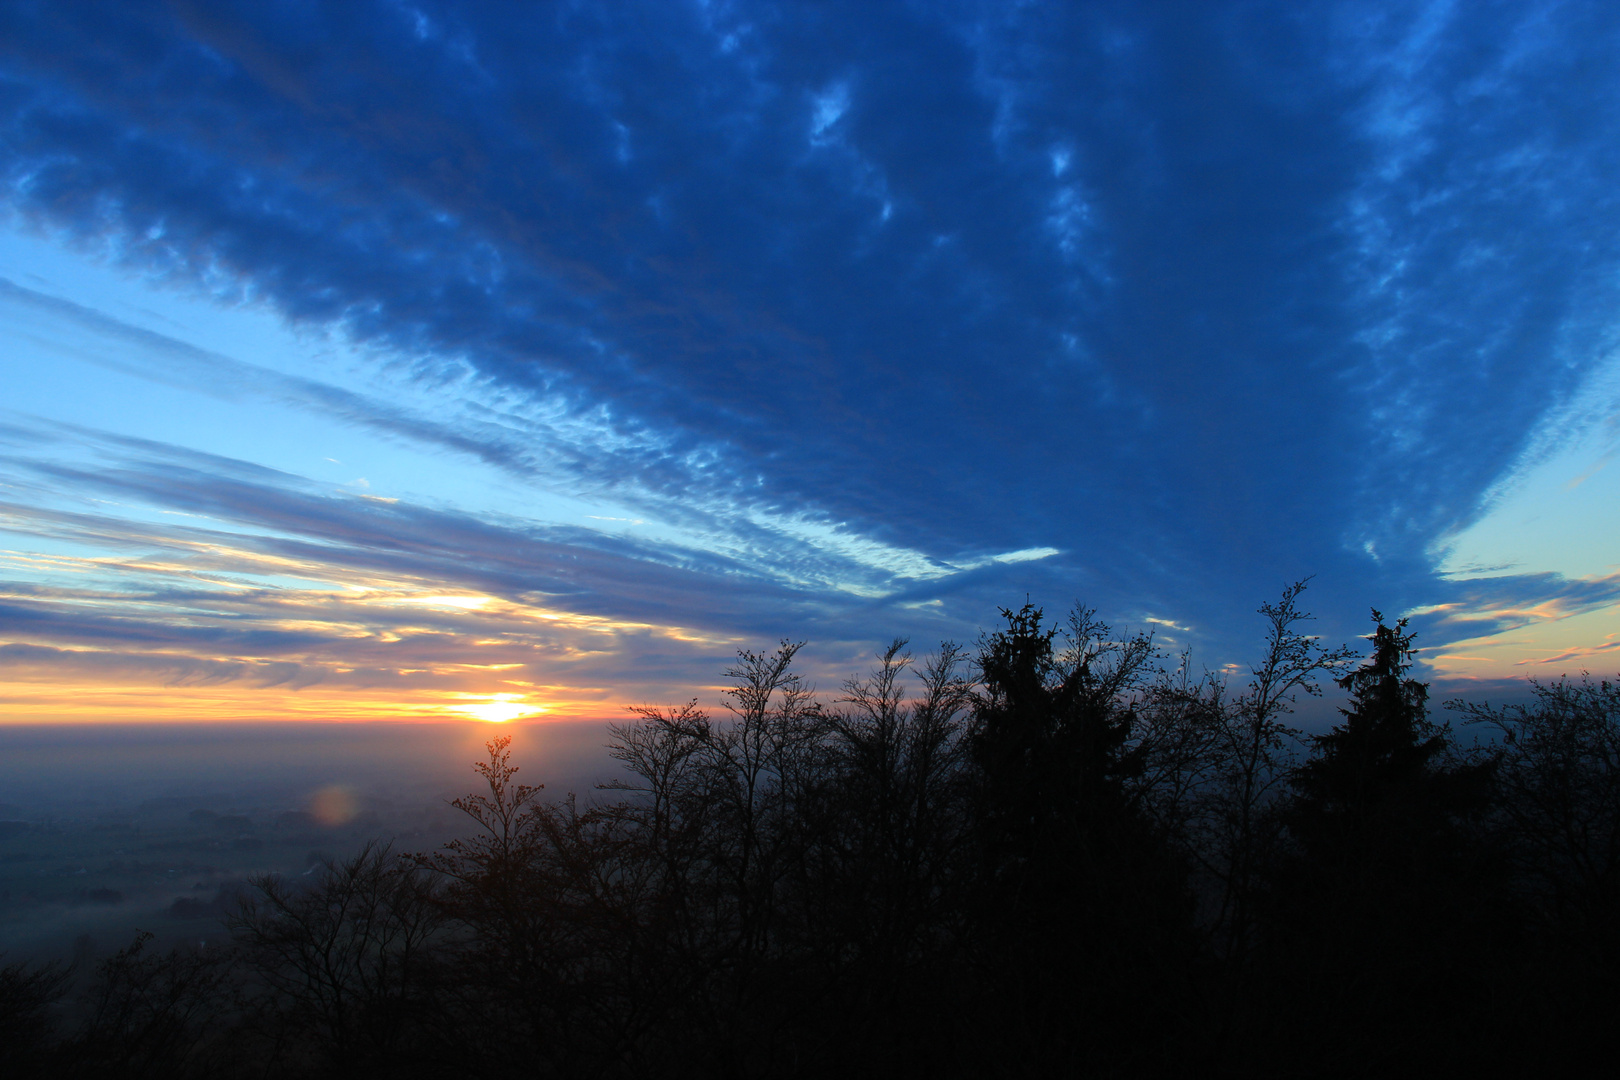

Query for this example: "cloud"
[0,421,1094,717]
[1410,568,1620,681]
[4,1,1620,710]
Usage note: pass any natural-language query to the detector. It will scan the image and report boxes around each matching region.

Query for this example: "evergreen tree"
[970,603,1152,861]
[1259,612,1505,1073]
[967,604,1196,1074]
[1291,611,1446,829]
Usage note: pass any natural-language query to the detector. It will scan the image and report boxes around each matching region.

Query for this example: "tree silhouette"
[232,842,445,1075]
[1293,611,1442,818]
[1453,675,1620,939]
[66,931,236,1080]
[1147,582,1357,963]
[11,592,1620,1077]
[966,603,1197,1074]
[1260,611,1504,1072]
[0,956,68,1075]
[970,603,1155,860]
[1452,675,1620,1063]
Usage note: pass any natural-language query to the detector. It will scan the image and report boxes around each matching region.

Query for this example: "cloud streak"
[0,422,1075,719]
[4,2,1620,716]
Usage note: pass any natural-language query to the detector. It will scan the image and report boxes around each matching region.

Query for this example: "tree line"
[3,581,1619,1077]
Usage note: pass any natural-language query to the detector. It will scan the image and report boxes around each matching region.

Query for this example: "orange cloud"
[1417,584,1620,682]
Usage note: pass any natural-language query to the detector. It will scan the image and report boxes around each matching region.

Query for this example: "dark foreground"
[3,587,1617,1078]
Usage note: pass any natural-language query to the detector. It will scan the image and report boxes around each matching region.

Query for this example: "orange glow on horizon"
[0,678,613,724]
[447,694,545,723]
[0,538,746,725]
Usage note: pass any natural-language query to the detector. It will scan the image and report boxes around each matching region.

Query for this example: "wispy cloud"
[4,2,1620,717]
[0,421,1081,719]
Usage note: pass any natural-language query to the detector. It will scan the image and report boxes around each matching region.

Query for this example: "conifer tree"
[1291,611,1446,829]
[1262,612,1503,1072]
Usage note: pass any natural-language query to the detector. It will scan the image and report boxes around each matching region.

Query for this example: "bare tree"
[820,641,974,963]
[231,842,444,1074]
[0,955,69,1075]
[68,931,235,1079]
[1204,581,1356,958]
[1452,675,1620,942]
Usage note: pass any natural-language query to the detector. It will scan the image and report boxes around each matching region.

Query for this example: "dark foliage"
[62,930,236,1080]
[1450,674,1620,1066]
[0,953,68,1074]
[6,584,1619,1077]
[964,604,1198,1074]
[1249,612,1512,1073]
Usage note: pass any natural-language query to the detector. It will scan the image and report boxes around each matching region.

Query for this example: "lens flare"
[309,785,358,826]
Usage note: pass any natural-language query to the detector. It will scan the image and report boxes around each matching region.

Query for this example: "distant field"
[0,720,621,963]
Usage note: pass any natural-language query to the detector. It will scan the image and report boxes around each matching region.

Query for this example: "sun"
[450,693,541,723]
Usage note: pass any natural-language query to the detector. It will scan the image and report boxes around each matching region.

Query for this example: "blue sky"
[3,0,1619,723]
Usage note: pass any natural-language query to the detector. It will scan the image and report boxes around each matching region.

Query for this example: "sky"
[3,0,1620,726]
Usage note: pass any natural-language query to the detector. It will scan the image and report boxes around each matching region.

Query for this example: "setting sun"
[450,694,542,723]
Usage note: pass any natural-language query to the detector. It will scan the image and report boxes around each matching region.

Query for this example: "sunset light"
[3,9,1618,726]
[7,4,1620,1074]
[385,595,495,611]
[449,695,544,724]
